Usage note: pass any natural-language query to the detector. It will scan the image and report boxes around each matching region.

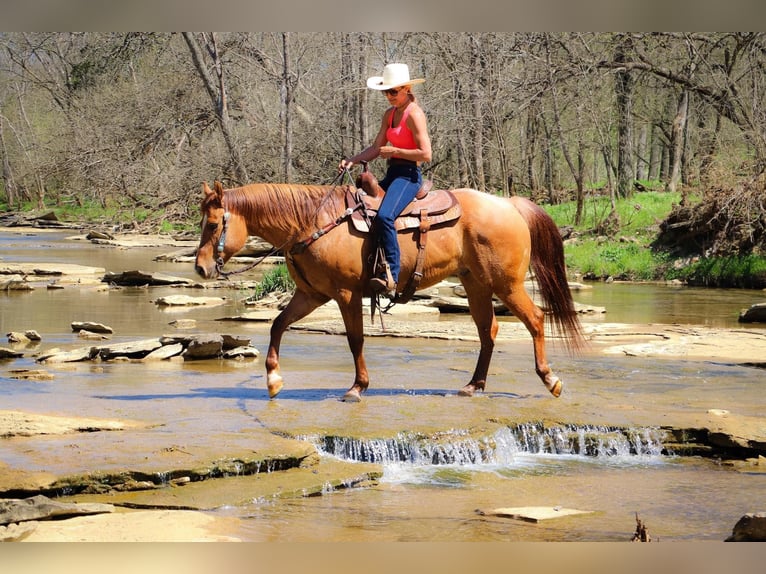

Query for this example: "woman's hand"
[379,146,397,159]
[338,158,354,173]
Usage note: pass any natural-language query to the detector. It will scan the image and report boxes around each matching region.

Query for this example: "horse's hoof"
[342,389,362,402]
[267,374,283,398]
[458,383,483,397]
[548,379,563,398]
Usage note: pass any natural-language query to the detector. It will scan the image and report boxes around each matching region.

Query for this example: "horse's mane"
[225,183,348,233]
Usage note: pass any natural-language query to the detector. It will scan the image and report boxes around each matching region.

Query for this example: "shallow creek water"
[1,229,765,542]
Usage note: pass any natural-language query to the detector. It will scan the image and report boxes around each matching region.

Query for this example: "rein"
[291,169,364,254]
[213,170,359,278]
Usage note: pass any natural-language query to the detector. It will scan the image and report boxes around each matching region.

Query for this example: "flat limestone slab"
[479,506,594,523]
[0,410,144,438]
[67,458,382,510]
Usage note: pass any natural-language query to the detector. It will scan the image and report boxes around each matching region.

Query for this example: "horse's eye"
[206,221,219,232]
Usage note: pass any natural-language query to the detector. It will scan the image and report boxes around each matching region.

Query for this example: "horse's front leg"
[266,289,329,398]
[335,289,368,402]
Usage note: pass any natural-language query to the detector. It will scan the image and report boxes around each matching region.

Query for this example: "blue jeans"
[376,162,422,283]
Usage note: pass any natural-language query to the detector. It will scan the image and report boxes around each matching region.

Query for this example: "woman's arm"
[339,109,391,170]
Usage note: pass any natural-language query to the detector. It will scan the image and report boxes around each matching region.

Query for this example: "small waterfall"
[503,423,669,458]
[311,423,671,467]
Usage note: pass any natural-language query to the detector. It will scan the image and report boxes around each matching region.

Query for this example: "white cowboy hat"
[366,63,425,90]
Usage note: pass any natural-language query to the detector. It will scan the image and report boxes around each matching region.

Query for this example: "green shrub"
[248,264,295,301]
[668,255,766,288]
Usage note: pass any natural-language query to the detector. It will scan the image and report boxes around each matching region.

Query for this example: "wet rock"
[35,333,253,364]
[71,321,114,334]
[169,319,197,329]
[0,495,114,526]
[113,480,159,492]
[37,346,97,363]
[141,342,184,361]
[222,346,260,359]
[85,230,114,241]
[726,512,766,541]
[182,335,223,359]
[0,347,24,359]
[97,338,163,360]
[739,302,766,323]
[102,270,195,287]
[221,334,251,349]
[0,274,32,290]
[8,369,55,381]
[6,330,42,343]
[2,263,104,279]
[477,506,594,523]
[161,333,251,351]
[154,295,226,307]
[78,329,111,340]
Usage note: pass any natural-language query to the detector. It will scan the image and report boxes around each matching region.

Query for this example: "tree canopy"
[1,32,765,254]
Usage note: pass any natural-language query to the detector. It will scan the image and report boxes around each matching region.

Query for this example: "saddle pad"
[347,189,462,233]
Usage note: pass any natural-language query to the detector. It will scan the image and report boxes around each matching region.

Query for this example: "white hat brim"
[366,76,425,90]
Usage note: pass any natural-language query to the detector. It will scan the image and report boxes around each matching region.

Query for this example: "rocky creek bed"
[1,230,766,542]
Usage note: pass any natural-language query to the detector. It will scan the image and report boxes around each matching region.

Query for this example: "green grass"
[543,191,685,280]
[247,264,295,301]
[543,190,766,287]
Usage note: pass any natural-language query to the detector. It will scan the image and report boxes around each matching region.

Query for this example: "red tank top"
[386,104,417,153]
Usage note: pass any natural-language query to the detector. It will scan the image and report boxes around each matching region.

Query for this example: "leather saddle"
[347,169,462,234]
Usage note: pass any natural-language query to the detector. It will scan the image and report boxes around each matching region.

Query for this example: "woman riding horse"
[338,63,432,297]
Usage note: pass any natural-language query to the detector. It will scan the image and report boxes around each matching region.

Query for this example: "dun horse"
[195,179,584,402]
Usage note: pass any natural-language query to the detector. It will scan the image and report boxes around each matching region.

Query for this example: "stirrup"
[369,276,395,294]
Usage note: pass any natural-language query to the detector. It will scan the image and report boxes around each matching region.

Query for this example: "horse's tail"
[510,196,586,353]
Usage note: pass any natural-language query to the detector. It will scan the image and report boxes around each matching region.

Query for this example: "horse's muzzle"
[194,262,216,279]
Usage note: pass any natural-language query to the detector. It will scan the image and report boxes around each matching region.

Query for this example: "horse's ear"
[213,180,225,201]
[202,181,214,198]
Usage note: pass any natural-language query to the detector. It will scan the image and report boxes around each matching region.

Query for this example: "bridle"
[212,201,286,279]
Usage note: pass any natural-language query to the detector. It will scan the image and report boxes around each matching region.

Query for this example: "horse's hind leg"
[458,277,498,397]
[266,289,329,398]
[498,286,562,397]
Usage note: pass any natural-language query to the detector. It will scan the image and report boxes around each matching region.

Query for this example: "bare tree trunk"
[636,122,649,181]
[469,35,485,191]
[667,88,689,197]
[699,111,722,186]
[453,79,469,188]
[615,34,635,198]
[648,125,662,180]
[339,33,353,161]
[541,114,556,203]
[15,86,45,209]
[357,37,369,148]
[545,34,586,221]
[524,105,539,192]
[0,119,19,208]
[280,32,293,182]
[182,32,248,184]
